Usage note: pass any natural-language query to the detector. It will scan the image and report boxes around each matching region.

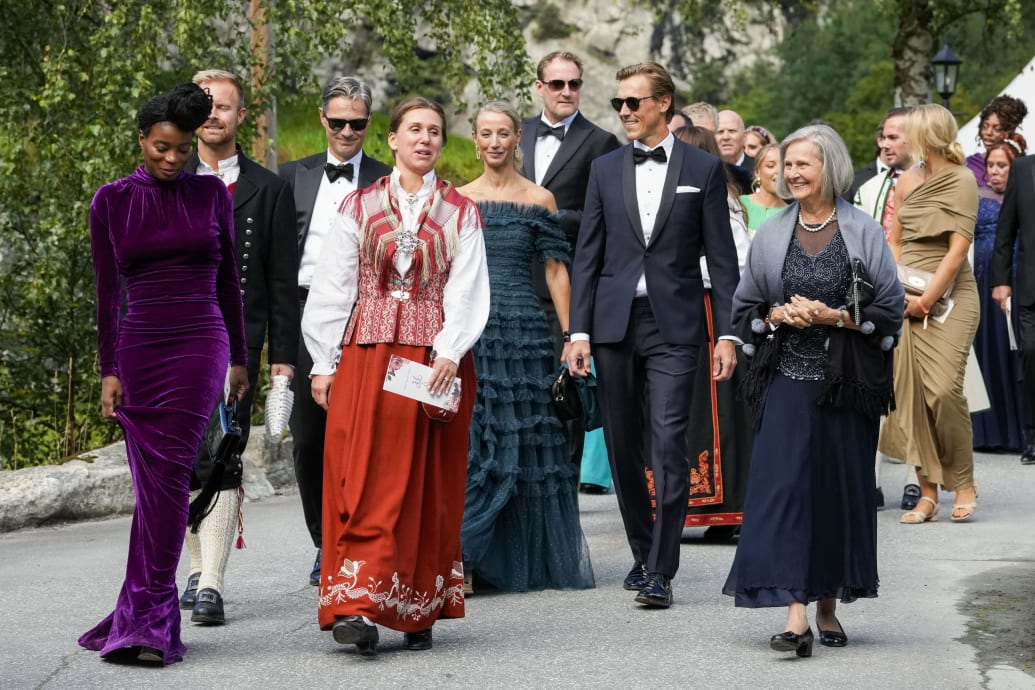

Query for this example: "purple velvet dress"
[79,166,246,665]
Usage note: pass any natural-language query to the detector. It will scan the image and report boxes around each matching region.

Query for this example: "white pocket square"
[676,185,701,193]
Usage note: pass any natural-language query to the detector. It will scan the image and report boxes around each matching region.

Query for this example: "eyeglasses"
[325,117,369,133]
[543,79,583,92]
[610,95,655,112]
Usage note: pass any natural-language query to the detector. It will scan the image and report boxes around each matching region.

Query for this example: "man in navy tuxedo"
[567,62,740,608]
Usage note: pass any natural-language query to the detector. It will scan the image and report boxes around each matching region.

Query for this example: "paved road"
[2,451,1034,689]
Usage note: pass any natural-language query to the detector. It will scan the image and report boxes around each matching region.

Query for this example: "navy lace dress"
[971,195,1025,451]
[461,201,594,591]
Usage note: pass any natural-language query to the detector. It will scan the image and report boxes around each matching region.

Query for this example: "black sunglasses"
[325,117,369,133]
[610,95,656,112]
[543,79,583,92]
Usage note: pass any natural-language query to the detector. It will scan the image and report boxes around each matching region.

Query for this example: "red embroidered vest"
[341,178,471,346]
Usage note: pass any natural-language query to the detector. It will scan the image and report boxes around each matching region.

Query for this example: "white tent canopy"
[959,55,1035,157]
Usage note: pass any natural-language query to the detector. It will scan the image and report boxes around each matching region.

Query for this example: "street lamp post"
[931,44,962,110]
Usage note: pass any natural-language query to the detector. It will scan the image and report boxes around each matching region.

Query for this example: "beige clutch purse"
[896,264,954,317]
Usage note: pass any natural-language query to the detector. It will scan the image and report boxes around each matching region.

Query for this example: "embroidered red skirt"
[317,342,474,633]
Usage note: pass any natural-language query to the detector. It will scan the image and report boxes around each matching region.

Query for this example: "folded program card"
[383,355,462,413]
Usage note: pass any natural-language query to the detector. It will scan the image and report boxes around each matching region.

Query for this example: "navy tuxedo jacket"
[279,151,392,261]
[570,139,740,345]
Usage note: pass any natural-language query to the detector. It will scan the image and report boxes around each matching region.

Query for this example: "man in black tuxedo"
[518,51,620,486]
[847,123,888,201]
[716,109,754,194]
[181,69,300,624]
[567,62,740,608]
[992,153,1035,464]
[280,76,392,585]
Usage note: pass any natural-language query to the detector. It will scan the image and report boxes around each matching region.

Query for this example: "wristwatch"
[836,308,846,328]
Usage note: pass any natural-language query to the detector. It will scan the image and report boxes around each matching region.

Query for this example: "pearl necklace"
[797,208,837,233]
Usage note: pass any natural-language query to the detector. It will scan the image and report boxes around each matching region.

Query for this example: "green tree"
[0,0,530,468]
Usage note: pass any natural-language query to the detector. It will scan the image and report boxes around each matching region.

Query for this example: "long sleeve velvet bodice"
[89,167,247,377]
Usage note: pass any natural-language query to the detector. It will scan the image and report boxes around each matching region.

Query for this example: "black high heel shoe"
[818,619,848,647]
[770,627,814,657]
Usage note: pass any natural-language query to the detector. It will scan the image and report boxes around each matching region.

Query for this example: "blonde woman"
[879,104,980,523]
[739,143,786,234]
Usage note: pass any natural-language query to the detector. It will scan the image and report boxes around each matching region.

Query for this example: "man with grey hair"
[682,102,717,131]
[716,109,750,168]
[180,69,300,625]
[280,76,391,586]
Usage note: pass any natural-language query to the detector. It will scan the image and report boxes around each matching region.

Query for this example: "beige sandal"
[900,495,939,524]
[951,488,978,522]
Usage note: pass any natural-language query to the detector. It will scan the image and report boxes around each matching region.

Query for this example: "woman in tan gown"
[879,104,980,523]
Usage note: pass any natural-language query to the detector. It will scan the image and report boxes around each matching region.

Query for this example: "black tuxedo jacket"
[993,154,1035,306]
[571,139,740,345]
[848,161,880,201]
[518,112,620,243]
[279,151,393,260]
[187,148,300,364]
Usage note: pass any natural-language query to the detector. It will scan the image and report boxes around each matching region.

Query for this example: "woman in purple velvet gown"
[79,83,248,666]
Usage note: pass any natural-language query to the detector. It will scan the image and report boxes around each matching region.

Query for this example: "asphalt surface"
[2,451,1034,689]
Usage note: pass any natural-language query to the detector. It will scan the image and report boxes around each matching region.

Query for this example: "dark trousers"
[289,297,326,548]
[594,298,698,577]
[1020,304,1035,441]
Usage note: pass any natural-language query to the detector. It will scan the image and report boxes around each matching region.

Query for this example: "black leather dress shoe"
[901,483,921,510]
[332,616,379,656]
[634,573,673,608]
[702,525,739,541]
[818,620,848,647]
[179,572,200,610]
[403,627,433,651]
[770,627,814,657]
[1021,445,1035,465]
[309,548,322,587]
[579,483,608,495]
[622,562,649,591]
[191,588,225,625]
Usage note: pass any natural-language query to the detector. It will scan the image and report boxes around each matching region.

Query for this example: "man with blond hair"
[180,68,300,625]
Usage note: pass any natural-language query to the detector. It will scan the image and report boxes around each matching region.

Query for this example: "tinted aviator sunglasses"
[325,116,369,132]
[543,78,583,92]
[610,95,656,112]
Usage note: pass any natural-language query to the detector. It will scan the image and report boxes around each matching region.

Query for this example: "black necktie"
[537,122,565,141]
[632,147,667,165]
[325,162,354,183]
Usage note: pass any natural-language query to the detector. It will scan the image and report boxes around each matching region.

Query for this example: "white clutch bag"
[264,374,294,441]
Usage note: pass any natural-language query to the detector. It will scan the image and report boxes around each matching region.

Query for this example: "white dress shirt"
[633,133,675,297]
[533,111,578,185]
[701,192,751,287]
[297,149,365,288]
[196,153,240,188]
[301,169,490,375]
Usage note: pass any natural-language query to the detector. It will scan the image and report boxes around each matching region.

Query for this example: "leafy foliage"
[0,0,530,468]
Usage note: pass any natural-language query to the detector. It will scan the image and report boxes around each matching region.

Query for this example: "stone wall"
[0,433,296,533]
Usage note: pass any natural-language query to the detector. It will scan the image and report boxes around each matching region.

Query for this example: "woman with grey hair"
[457,100,594,592]
[723,124,903,656]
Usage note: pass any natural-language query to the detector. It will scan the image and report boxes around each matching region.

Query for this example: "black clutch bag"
[846,258,875,325]
[551,365,602,432]
[188,396,241,532]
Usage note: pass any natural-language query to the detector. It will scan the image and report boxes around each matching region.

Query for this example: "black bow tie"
[537,122,565,140]
[325,162,354,183]
[633,147,667,165]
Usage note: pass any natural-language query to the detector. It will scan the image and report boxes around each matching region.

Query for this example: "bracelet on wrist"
[562,330,571,343]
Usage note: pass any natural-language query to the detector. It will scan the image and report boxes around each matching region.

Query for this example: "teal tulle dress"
[461,201,594,591]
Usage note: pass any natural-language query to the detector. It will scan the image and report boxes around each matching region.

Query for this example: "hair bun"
[167,83,212,131]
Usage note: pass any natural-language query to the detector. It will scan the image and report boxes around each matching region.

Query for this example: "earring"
[752,177,761,193]
[475,149,481,160]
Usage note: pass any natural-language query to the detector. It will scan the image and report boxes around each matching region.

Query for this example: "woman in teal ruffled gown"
[458,101,594,591]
